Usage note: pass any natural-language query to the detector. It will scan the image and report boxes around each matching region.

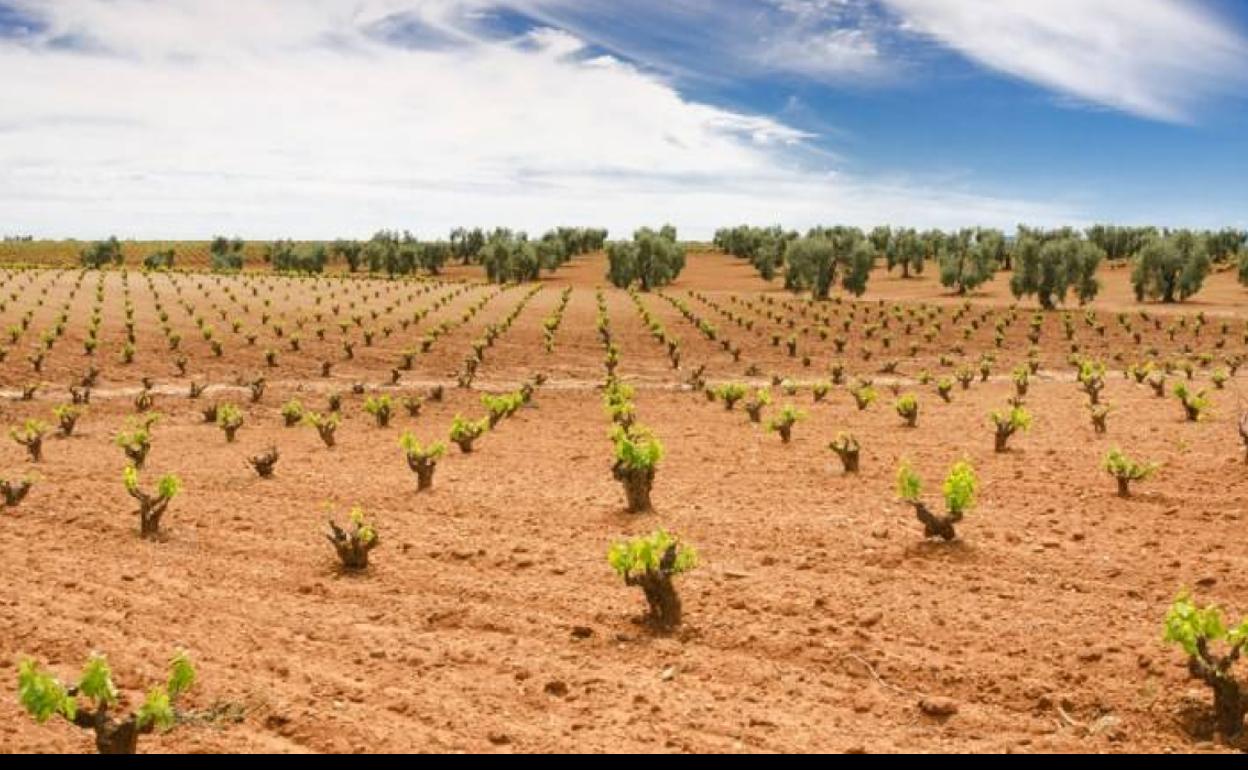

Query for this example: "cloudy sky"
[1,0,1245,239]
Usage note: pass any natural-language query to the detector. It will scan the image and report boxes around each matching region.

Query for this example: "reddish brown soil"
[1,251,1246,754]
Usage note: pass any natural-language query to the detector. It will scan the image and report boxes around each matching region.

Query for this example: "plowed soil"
[1,251,1246,753]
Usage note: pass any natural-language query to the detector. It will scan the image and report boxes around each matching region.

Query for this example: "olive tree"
[266,240,327,273]
[1010,235,1103,309]
[869,226,892,257]
[888,227,925,278]
[939,228,1000,295]
[329,239,363,272]
[1131,231,1210,303]
[1203,228,1246,264]
[784,228,872,299]
[209,236,244,271]
[482,233,540,283]
[81,237,123,268]
[715,225,794,281]
[1085,225,1156,261]
[606,226,686,291]
[142,249,175,270]
[450,227,486,264]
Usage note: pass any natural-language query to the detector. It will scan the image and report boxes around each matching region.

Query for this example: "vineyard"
[2,245,1246,753]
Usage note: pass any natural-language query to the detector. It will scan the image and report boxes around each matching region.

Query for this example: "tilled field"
[1,252,1246,753]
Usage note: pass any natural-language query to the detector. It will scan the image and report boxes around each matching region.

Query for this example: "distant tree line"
[59,222,1248,307]
[479,227,608,283]
[70,226,607,278]
[715,224,1248,306]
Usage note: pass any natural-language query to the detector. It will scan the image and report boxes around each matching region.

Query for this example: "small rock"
[570,626,594,640]
[487,732,511,746]
[1088,715,1122,739]
[543,680,568,697]
[659,666,677,681]
[1196,576,1217,588]
[857,610,883,629]
[919,696,959,717]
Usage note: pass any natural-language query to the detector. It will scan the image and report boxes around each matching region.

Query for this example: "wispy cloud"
[0,1,1080,238]
[881,0,1248,123]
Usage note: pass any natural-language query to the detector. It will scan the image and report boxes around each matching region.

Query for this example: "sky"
[0,0,1245,240]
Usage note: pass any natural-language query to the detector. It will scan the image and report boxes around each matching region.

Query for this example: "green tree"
[450,227,486,264]
[482,232,541,283]
[266,240,327,273]
[785,228,872,299]
[418,240,449,275]
[1010,235,1103,309]
[329,239,363,272]
[142,248,175,270]
[1132,231,1210,303]
[715,225,795,281]
[80,237,123,268]
[1202,228,1246,264]
[939,228,1000,295]
[888,227,925,278]
[209,236,244,272]
[868,225,892,257]
[606,226,686,291]
[1085,225,1157,261]
[362,230,420,275]
[536,231,570,273]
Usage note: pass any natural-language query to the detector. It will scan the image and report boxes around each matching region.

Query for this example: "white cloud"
[882,0,1247,123]
[0,0,1078,239]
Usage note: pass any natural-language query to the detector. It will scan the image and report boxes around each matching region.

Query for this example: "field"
[1,250,1246,753]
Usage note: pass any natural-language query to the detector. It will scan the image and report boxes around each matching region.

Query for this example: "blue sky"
[0,1,1245,239]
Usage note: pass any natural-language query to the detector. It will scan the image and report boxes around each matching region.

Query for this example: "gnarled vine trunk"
[626,571,681,630]
[1189,646,1245,739]
[911,501,960,541]
[613,462,655,513]
[407,456,437,491]
[72,706,151,754]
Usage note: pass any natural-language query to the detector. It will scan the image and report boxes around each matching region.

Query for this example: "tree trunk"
[631,572,681,630]
[138,497,170,539]
[1212,677,1245,738]
[73,709,148,754]
[837,450,860,474]
[616,465,655,513]
[1191,656,1245,739]
[409,459,436,492]
[95,718,142,755]
[911,502,958,541]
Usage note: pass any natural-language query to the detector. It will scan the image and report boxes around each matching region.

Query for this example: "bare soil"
[1,251,1246,753]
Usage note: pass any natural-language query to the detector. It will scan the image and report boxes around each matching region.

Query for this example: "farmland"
[1,246,1247,754]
